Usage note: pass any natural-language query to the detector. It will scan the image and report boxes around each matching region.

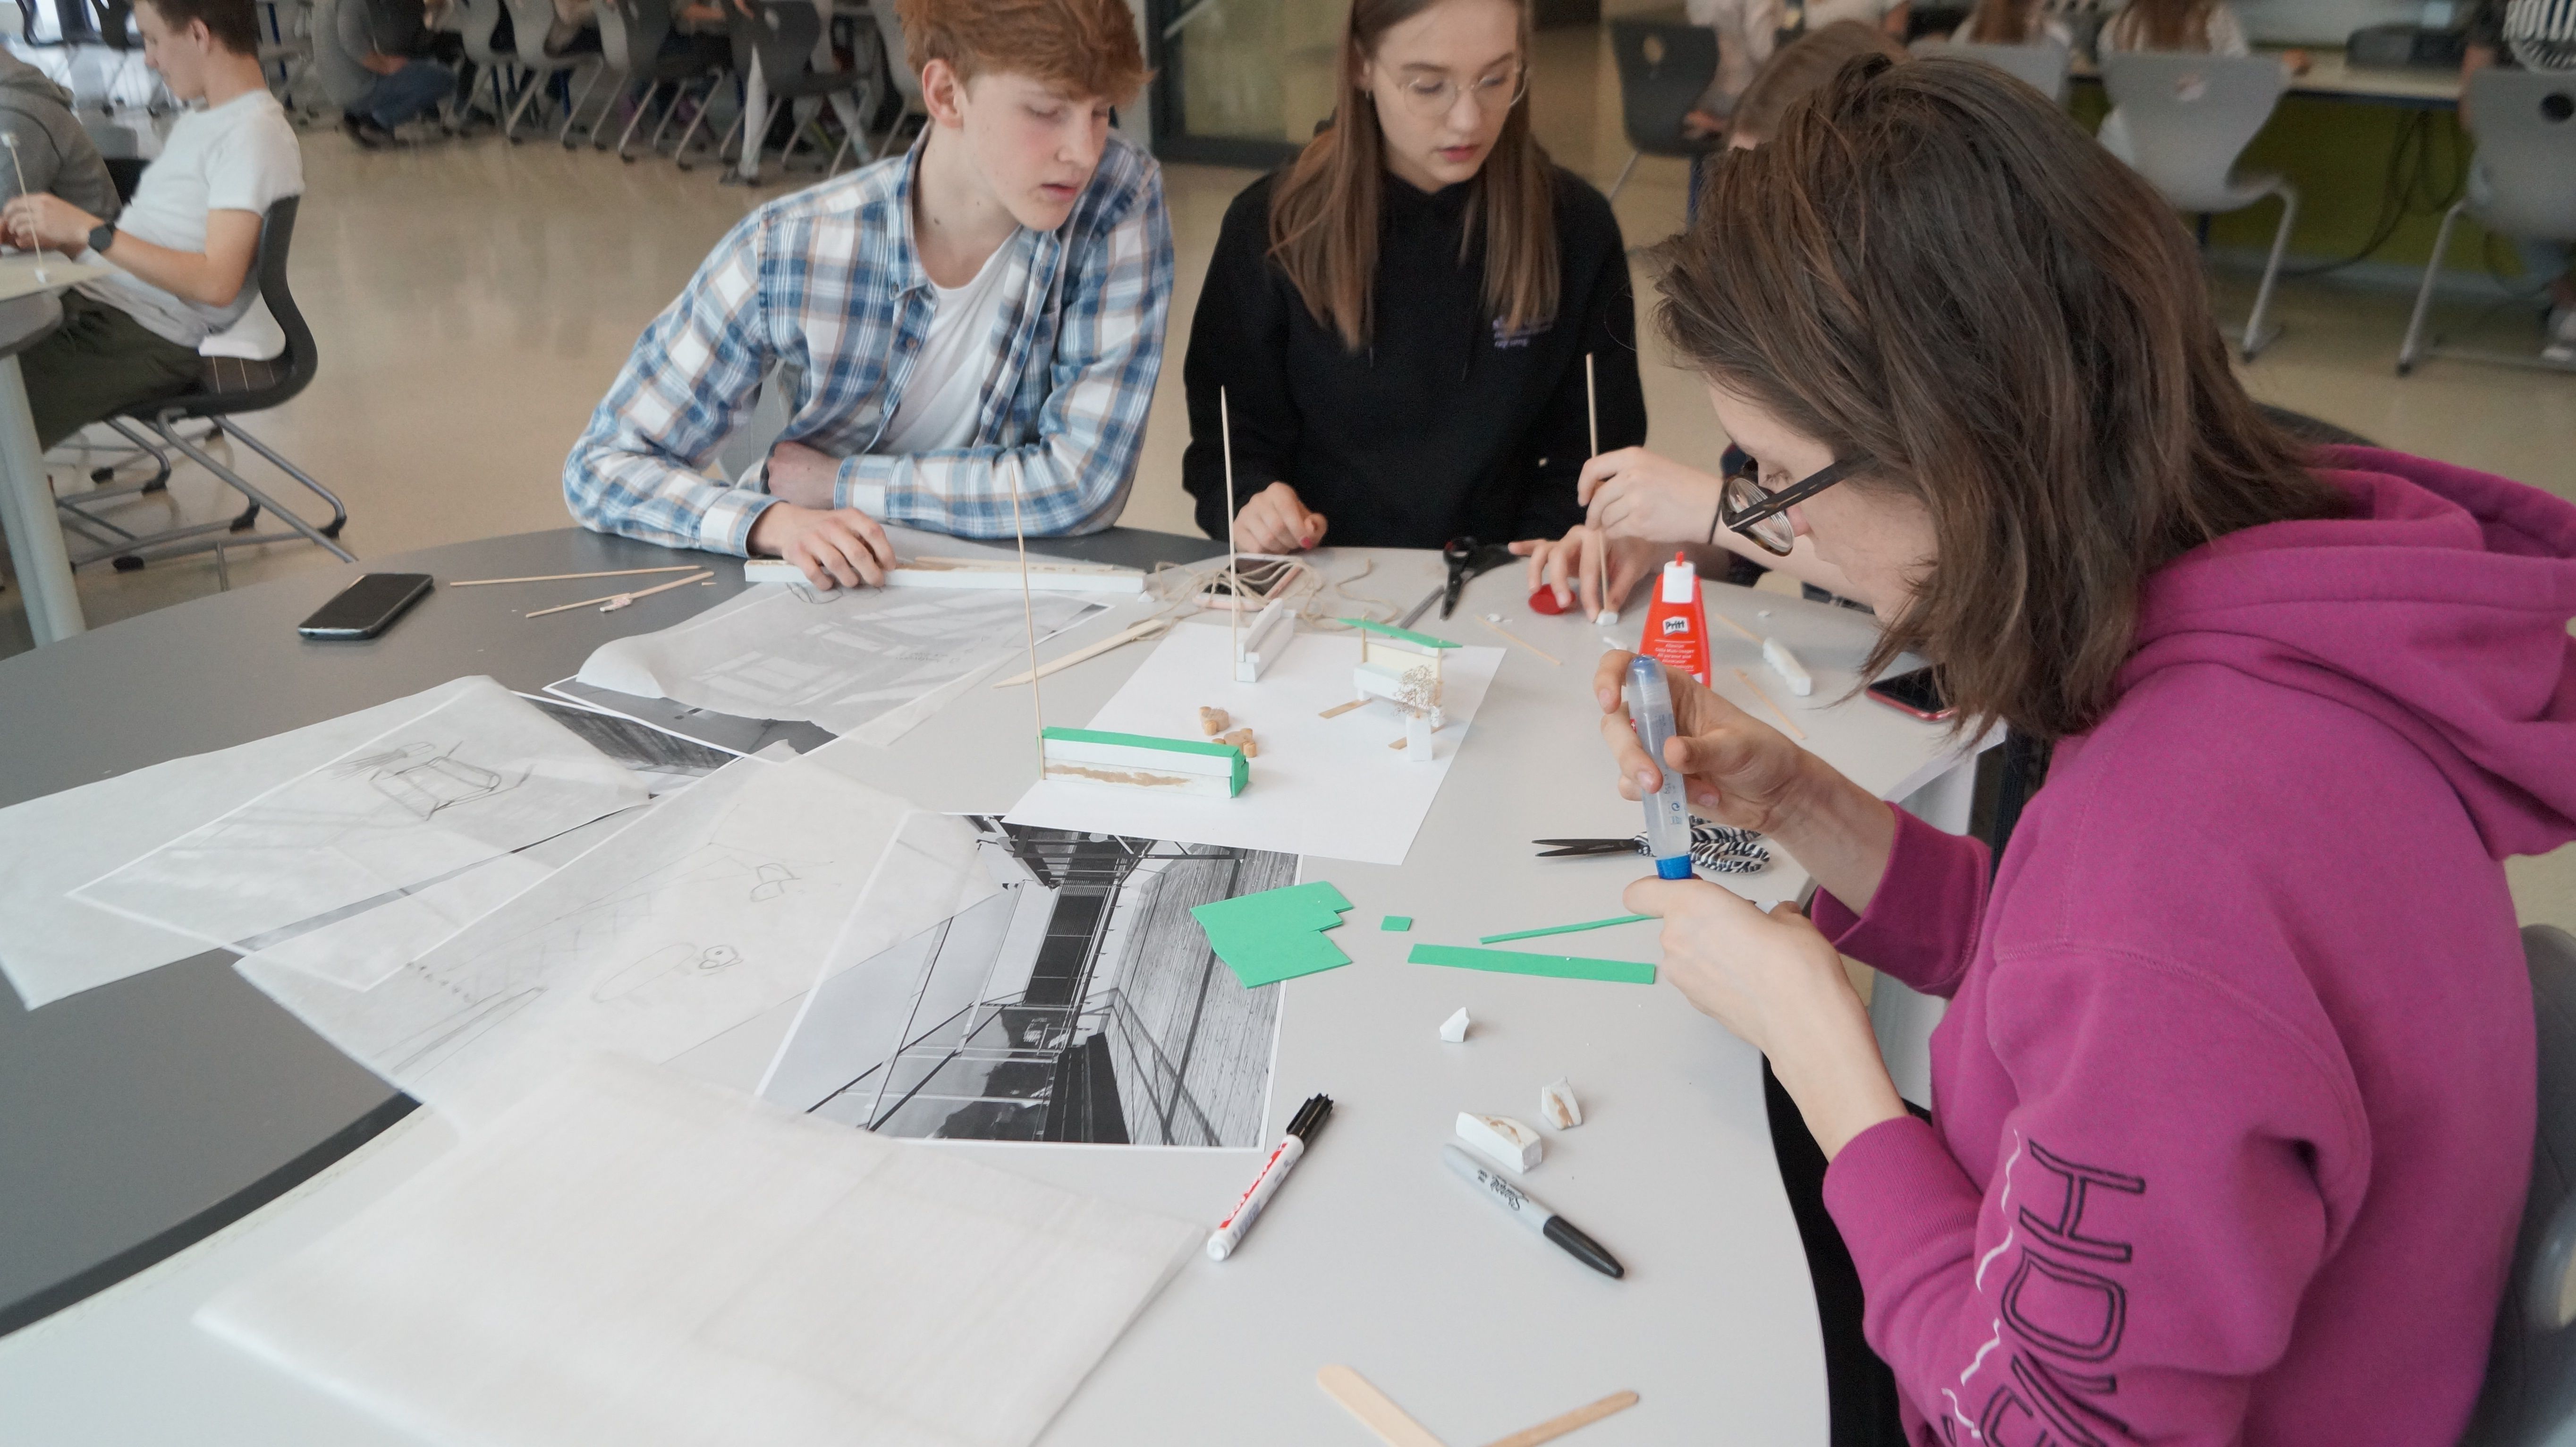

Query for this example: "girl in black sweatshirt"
[1180,0,1647,553]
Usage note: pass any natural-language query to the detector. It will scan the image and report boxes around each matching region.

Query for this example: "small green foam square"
[1381,916,1412,932]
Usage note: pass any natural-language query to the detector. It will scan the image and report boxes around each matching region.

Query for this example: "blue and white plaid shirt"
[563,133,1174,550]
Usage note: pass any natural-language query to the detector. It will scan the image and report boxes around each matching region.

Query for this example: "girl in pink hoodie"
[1600,57,2576,1445]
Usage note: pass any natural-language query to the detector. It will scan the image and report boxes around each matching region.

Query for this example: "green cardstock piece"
[1340,618,1462,650]
[1193,881,1357,988]
[1478,913,1654,945]
[1381,915,1413,932]
[1407,943,1656,985]
[1041,726,1248,796]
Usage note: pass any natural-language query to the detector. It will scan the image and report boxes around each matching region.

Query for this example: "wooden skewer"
[523,570,711,618]
[1584,352,1598,461]
[1478,615,1560,666]
[1317,1366,1447,1447]
[1222,385,1240,676]
[990,617,1170,688]
[1734,666,1807,740]
[1711,609,1763,645]
[1481,1390,1641,1447]
[455,565,703,587]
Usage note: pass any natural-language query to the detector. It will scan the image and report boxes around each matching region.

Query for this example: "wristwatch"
[86,221,115,256]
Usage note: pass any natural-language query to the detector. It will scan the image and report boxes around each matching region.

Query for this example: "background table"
[0,525,1982,1444]
[0,255,114,647]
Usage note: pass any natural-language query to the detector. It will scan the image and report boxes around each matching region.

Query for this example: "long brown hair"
[1729,21,1906,143]
[1267,0,1558,352]
[1958,0,2037,44]
[2105,0,2218,51]
[1659,55,2342,741]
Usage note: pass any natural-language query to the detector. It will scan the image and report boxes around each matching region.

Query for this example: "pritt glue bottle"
[1639,552,1711,686]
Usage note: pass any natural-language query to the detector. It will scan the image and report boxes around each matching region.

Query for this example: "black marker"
[1441,1144,1625,1279]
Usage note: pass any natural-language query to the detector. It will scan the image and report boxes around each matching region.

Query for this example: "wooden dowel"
[1478,615,1560,666]
[523,570,712,618]
[1734,666,1807,740]
[991,618,1169,688]
[1711,609,1763,644]
[455,565,704,587]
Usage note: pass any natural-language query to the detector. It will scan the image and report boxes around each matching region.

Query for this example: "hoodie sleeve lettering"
[1821,949,2365,1446]
[1812,806,1992,1000]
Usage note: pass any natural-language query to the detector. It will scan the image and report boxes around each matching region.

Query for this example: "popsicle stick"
[524,570,711,618]
[1482,1390,1642,1447]
[1319,699,1366,720]
[991,617,1170,688]
[1317,1366,1449,1447]
[1710,609,1763,645]
[1478,616,1560,666]
[1733,667,1807,741]
[454,565,704,587]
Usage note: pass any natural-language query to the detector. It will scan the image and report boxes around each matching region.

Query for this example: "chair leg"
[503,66,542,139]
[670,93,715,167]
[580,74,626,146]
[2398,199,2466,377]
[149,417,356,562]
[644,77,689,153]
[2239,184,2296,362]
[613,78,657,156]
[1606,149,1640,203]
[556,64,602,145]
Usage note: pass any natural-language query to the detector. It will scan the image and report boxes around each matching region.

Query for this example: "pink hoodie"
[1813,448,2576,1444]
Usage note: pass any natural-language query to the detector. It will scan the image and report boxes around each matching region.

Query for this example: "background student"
[1605,55,2574,1442]
[1513,21,1900,616]
[0,49,121,223]
[1178,0,1646,553]
[561,0,1173,590]
[2460,0,2575,363]
[1678,0,1783,142]
[0,0,301,451]
[1949,0,2072,45]
[317,0,462,148]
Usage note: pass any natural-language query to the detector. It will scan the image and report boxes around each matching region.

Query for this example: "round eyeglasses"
[1382,65,1528,119]
[1720,452,1868,557]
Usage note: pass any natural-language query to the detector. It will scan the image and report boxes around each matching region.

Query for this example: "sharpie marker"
[1208,1093,1333,1260]
[1442,1144,1626,1279]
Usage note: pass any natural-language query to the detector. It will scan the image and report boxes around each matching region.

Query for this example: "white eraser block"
[1763,638,1814,697]
[1594,609,1618,626]
[744,560,804,585]
[1439,1007,1471,1044]
[1406,712,1435,763]
[1539,1078,1583,1131]
[1457,1112,1543,1173]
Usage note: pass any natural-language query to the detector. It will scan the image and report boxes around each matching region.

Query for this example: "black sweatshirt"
[1180,166,1649,550]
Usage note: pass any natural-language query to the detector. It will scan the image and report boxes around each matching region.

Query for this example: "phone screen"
[1866,665,1952,718]
[299,573,433,639]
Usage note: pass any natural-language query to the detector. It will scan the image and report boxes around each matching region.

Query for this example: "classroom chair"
[53,198,356,586]
[2099,52,2296,361]
[2461,925,2576,1446]
[496,0,598,141]
[1914,38,2072,102]
[584,0,728,160]
[864,0,925,162]
[253,0,319,120]
[719,0,872,185]
[1605,17,1720,203]
[2397,69,2576,378]
[449,0,520,128]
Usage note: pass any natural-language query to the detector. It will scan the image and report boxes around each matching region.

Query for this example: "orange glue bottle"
[1639,552,1712,686]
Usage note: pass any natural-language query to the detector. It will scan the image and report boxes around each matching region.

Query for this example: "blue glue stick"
[1624,655,1696,880]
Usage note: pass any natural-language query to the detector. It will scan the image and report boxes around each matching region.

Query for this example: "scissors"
[1534,822,1771,875]
[1438,536,1518,621]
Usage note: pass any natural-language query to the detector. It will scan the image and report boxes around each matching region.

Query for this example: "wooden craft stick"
[1317,1366,1448,1447]
[1711,609,1763,645]
[1478,615,1560,666]
[990,618,1170,688]
[1733,667,1807,740]
[455,565,703,587]
[1318,698,1366,720]
[1481,1390,1641,1447]
[524,570,711,618]
[1222,386,1240,674]
[1584,353,1598,462]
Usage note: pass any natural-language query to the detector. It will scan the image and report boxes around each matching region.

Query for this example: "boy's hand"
[1231,482,1327,553]
[747,502,893,590]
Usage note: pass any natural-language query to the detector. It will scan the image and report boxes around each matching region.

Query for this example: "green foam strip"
[1407,944,1655,985]
[1478,913,1654,945]
[1042,726,1248,796]
[1193,881,1356,988]
[1339,618,1462,649]
[1381,915,1413,932]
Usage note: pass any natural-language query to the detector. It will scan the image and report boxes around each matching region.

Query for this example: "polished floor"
[7,26,2574,928]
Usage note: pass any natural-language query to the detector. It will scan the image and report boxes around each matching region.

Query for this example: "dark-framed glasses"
[1720,452,1867,557]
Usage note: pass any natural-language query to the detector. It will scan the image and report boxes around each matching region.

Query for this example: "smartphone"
[298,573,433,640]
[1866,665,1955,721]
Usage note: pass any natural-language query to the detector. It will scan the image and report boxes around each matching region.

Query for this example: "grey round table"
[0,522,1217,1336]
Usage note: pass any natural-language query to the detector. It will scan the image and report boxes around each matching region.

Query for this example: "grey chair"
[1605,17,1720,202]
[720,0,873,183]
[2099,51,2297,361]
[2462,925,2576,1447]
[864,0,924,162]
[1915,37,2072,101]
[54,198,356,585]
[497,0,597,141]
[580,0,726,156]
[2398,69,2576,378]
[449,0,517,125]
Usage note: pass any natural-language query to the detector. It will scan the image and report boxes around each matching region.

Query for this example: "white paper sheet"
[197,1054,1202,1447]
[0,678,488,1010]
[576,582,1108,748]
[235,751,997,1131]
[74,681,649,952]
[1004,621,1505,865]
[760,818,1291,1148]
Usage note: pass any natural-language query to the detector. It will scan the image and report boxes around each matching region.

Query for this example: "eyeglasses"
[1719,451,1867,557]
[1381,65,1527,119]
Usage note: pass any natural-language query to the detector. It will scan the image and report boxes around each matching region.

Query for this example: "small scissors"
[1534,822,1771,875]
[1439,536,1517,620]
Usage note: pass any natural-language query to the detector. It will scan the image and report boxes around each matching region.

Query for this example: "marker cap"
[1655,855,1693,881]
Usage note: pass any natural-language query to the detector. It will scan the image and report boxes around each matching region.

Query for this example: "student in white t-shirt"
[0,0,303,448]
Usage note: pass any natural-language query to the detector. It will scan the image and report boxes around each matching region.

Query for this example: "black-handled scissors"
[1535,823,1771,875]
[1440,536,1517,620]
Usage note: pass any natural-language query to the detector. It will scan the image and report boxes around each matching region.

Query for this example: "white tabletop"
[0,548,1979,1446]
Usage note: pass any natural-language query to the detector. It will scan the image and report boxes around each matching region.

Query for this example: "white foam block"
[1763,638,1814,697]
[1439,1007,1471,1043]
[1539,1078,1583,1130]
[743,559,1144,593]
[1457,1112,1543,1172]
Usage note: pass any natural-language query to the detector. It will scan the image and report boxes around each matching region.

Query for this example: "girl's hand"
[1579,447,1726,543]
[1509,528,1659,618]
[1593,650,1815,834]
[1232,481,1326,553]
[1623,877,1904,1158]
